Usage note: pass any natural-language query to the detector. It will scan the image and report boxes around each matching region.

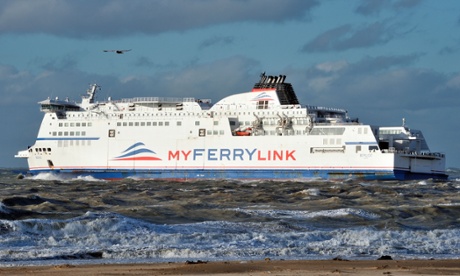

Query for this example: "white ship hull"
[16,74,447,180]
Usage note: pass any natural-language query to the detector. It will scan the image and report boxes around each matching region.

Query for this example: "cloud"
[355,0,386,15]
[439,40,460,55]
[301,22,395,52]
[0,0,319,38]
[199,35,235,49]
[303,55,458,114]
[355,0,422,16]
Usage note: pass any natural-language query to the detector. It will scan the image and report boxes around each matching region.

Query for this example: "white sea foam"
[27,172,66,181]
[0,213,459,265]
[297,188,320,196]
[231,207,380,220]
[73,175,106,182]
[26,172,105,182]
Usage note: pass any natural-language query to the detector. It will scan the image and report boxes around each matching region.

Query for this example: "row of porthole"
[29,147,51,153]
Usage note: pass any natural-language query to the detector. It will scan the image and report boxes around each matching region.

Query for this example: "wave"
[26,172,106,182]
[230,207,381,220]
[0,212,459,265]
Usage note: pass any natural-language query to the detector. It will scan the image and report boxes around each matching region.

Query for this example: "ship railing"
[306,105,347,113]
[382,148,445,158]
[314,122,361,126]
[114,97,196,104]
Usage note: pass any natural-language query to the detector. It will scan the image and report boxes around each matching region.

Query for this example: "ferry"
[15,73,447,180]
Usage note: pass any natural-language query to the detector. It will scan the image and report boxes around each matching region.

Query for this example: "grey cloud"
[342,54,421,74]
[301,24,351,52]
[301,22,393,52]
[355,0,386,16]
[392,0,422,10]
[303,56,456,113]
[439,45,460,55]
[199,36,235,49]
[0,0,319,38]
[355,0,422,16]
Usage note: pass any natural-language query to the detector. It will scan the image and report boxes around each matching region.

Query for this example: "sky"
[1,0,459,168]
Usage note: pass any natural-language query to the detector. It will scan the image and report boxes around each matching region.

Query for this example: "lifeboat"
[235,127,252,136]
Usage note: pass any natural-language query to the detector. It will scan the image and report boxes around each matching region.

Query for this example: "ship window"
[257,101,268,109]
[70,131,74,136]
[141,122,145,126]
[214,121,218,126]
[195,121,200,126]
[153,122,157,126]
[129,122,133,126]
[213,130,218,135]
[64,123,68,127]
[135,122,139,126]
[58,131,62,136]
[147,122,151,126]
[82,131,86,136]
[310,127,345,135]
[123,122,127,126]
[70,123,74,127]
[47,148,51,152]
[59,123,63,127]
[64,131,69,136]
[177,121,182,126]
[76,123,80,127]
[117,122,121,126]
[165,122,169,126]
[52,132,57,136]
[323,138,328,145]
[159,122,163,126]
[219,130,224,135]
[356,146,361,152]
[82,123,86,127]
[88,122,92,127]
[76,131,80,136]
[207,130,212,135]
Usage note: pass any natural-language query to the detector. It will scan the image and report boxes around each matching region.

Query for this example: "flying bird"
[103,49,132,54]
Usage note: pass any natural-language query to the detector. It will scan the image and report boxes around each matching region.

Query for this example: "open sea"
[0,168,459,267]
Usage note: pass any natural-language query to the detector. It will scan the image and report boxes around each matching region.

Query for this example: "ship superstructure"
[15,73,447,180]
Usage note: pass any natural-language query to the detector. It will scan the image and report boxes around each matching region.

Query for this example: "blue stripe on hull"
[28,169,448,181]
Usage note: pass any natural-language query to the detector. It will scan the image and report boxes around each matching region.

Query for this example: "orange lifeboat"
[235,127,252,136]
